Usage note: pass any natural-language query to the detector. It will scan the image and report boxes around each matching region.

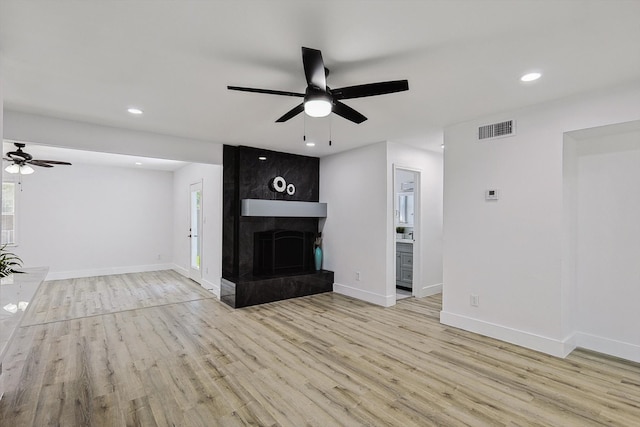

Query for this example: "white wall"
[320,142,391,306]
[574,130,640,362]
[11,163,174,280]
[320,141,444,307]
[561,134,579,346]
[4,111,223,164]
[441,82,640,358]
[172,163,223,296]
[389,142,444,297]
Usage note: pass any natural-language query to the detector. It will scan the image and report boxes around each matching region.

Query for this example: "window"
[2,182,17,245]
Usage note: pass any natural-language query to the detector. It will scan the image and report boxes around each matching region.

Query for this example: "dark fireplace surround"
[221,145,333,308]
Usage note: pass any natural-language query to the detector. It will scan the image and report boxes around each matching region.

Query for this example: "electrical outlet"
[356,271,361,281]
[157,254,162,260]
[470,295,479,307]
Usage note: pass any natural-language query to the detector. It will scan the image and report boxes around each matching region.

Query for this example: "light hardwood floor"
[1,270,639,426]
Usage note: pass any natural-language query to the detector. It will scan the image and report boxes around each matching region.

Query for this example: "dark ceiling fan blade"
[275,103,304,122]
[302,47,326,90]
[29,160,54,168]
[331,80,409,100]
[227,86,304,97]
[332,101,367,124]
[31,159,72,165]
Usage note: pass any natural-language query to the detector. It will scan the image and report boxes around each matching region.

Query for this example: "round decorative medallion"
[270,176,287,193]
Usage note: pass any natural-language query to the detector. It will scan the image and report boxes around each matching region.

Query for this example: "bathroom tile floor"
[396,288,412,300]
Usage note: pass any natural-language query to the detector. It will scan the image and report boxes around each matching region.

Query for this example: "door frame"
[392,165,422,301]
[189,180,203,284]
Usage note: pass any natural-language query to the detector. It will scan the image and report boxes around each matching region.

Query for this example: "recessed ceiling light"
[306,142,316,147]
[440,144,445,149]
[127,107,143,115]
[258,156,267,161]
[135,162,142,166]
[520,72,542,82]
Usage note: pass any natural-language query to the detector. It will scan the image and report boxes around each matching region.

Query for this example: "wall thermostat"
[485,189,499,200]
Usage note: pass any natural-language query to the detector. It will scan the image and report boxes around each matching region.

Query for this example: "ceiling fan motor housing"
[7,144,33,162]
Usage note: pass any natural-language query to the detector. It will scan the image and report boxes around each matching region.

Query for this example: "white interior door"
[189,182,203,282]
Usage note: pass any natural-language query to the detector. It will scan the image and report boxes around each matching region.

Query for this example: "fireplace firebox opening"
[254,229,314,275]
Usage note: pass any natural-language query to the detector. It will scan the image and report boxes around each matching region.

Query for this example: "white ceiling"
[1,0,639,158]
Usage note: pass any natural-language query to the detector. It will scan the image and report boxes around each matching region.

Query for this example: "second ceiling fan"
[4,142,72,175]
[228,47,409,124]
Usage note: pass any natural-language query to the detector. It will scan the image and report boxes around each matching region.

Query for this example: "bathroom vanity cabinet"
[396,242,413,290]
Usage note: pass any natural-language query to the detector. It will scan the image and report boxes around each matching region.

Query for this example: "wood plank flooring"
[1,271,639,426]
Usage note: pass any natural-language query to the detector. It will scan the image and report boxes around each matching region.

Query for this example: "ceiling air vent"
[478,120,515,140]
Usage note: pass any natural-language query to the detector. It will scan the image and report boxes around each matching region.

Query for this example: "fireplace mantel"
[241,199,327,218]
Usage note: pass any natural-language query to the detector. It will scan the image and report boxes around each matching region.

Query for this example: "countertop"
[0,267,48,362]
[396,239,414,244]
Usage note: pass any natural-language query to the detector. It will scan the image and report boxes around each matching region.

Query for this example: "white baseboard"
[417,283,442,298]
[172,264,220,298]
[45,263,174,281]
[201,278,220,298]
[333,282,395,307]
[564,332,577,356]
[439,310,576,358]
[574,332,640,363]
[172,264,189,278]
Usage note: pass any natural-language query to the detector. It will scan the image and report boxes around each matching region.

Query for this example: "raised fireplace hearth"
[220,270,333,309]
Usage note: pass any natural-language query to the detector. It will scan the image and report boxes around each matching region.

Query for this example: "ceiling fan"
[3,143,72,175]
[228,47,409,124]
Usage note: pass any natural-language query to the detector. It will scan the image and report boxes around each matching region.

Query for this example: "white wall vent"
[478,120,515,140]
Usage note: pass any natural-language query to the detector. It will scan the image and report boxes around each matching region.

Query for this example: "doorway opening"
[394,166,421,302]
[563,120,640,362]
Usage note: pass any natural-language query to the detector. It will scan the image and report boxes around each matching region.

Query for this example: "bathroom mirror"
[397,192,414,226]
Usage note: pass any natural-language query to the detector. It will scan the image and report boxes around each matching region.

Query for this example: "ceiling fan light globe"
[304,99,332,118]
[5,164,20,174]
[20,165,35,175]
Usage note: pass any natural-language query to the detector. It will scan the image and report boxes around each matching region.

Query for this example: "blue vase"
[314,246,323,271]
